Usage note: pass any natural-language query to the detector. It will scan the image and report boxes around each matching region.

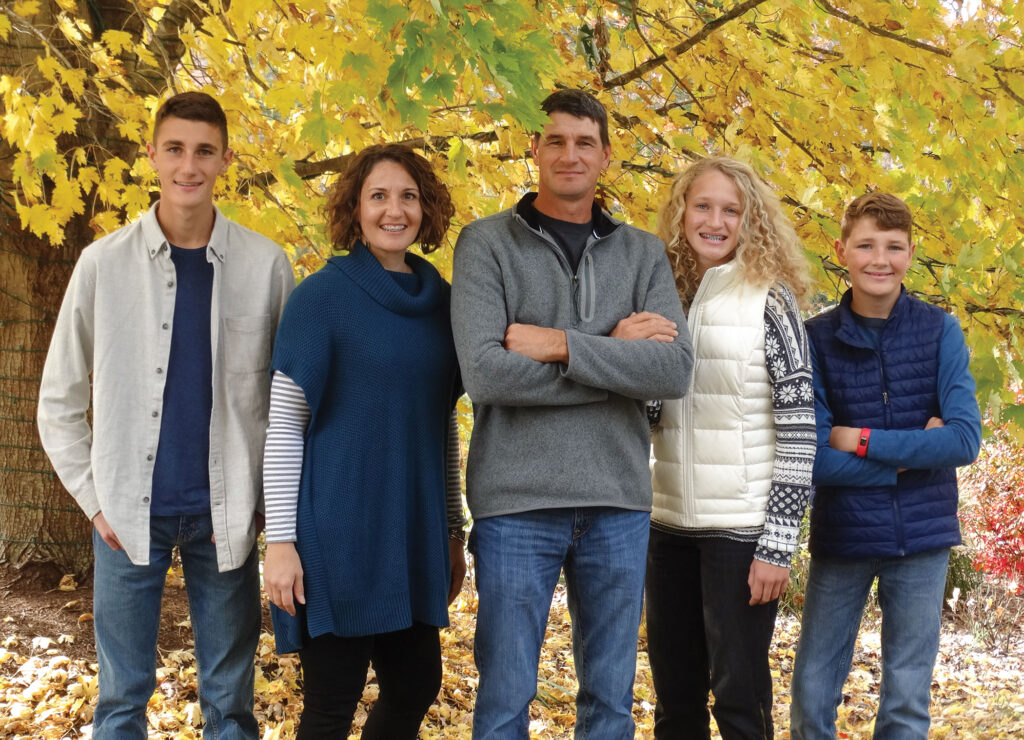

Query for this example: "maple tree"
[2,0,1023,571]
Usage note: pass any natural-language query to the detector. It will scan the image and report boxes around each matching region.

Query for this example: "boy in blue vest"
[790,192,981,739]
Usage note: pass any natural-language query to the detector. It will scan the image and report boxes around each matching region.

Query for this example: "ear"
[146,142,157,166]
[530,135,540,161]
[600,143,611,169]
[834,237,848,267]
[220,147,234,173]
[908,241,916,260]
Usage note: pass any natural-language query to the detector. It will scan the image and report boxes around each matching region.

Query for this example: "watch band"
[855,427,871,458]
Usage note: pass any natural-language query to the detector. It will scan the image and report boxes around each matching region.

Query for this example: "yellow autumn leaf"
[12,0,42,17]
[101,29,136,54]
[59,66,88,97]
[35,55,62,82]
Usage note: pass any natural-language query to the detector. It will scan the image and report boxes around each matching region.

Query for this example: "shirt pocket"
[223,314,272,374]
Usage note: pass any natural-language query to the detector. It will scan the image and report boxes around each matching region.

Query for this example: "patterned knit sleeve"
[447,408,467,530]
[755,283,816,567]
[263,371,311,543]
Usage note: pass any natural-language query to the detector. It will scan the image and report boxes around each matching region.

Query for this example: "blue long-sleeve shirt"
[811,311,981,487]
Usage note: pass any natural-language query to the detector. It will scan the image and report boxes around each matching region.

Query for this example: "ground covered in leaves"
[1,568,1022,739]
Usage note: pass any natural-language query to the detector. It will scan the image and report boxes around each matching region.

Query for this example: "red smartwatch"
[855,427,871,458]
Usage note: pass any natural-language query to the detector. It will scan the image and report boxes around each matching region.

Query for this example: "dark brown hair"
[153,92,229,152]
[325,144,454,253]
[841,192,913,242]
[537,89,610,148]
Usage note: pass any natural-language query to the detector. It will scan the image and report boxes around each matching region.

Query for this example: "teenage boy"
[451,89,693,738]
[790,192,982,739]
[38,92,294,739]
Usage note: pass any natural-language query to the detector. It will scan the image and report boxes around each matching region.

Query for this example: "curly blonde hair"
[656,157,811,306]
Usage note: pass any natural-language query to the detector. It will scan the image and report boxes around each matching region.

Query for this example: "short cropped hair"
[325,144,454,254]
[841,192,913,242]
[537,89,610,148]
[153,92,229,151]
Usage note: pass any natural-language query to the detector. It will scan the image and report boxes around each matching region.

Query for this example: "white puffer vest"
[651,262,773,529]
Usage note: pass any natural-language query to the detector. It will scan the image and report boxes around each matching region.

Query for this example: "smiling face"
[357,159,423,271]
[147,116,232,213]
[683,168,743,276]
[836,216,915,318]
[531,112,611,219]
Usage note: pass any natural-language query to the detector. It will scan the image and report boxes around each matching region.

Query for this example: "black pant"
[645,528,778,740]
[296,621,441,739]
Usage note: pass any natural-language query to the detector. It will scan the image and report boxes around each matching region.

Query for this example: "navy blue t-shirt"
[151,244,214,516]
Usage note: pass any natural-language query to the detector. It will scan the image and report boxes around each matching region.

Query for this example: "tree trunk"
[0,213,94,575]
[0,0,207,575]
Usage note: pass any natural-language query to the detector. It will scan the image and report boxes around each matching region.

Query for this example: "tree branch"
[995,72,1024,107]
[771,118,824,169]
[603,0,770,89]
[814,0,951,58]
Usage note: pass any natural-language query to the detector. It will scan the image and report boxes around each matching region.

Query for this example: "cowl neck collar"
[329,241,445,317]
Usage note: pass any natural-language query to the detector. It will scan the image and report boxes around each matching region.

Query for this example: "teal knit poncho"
[269,242,460,653]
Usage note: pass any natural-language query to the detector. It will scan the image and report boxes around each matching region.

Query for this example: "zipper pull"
[883,391,889,405]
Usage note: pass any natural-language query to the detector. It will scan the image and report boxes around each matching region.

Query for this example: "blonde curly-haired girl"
[646,156,816,739]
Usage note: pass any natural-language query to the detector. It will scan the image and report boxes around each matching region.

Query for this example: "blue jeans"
[92,514,261,739]
[790,547,950,740]
[469,507,649,740]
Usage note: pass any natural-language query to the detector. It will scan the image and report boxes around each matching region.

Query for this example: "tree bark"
[0,0,204,575]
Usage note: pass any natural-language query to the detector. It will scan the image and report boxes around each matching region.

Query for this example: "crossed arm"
[504,311,680,362]
[811,318,981,487]
[451,232,693,405]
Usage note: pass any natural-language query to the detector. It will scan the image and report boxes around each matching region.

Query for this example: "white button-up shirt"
[38,204,294,570]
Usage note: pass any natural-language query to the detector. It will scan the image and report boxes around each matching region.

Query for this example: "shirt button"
[156,367,163,374]
[143,497,150,503]
[152,411,159,418]
[146,454,154,461]
[167,280,174,288]
[162,323,169,330]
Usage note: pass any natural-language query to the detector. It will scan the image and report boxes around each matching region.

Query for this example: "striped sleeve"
[263,371,311,543]
[447,408,467,529]
[755,283,816,567]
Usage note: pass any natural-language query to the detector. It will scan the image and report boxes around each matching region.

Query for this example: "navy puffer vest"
[805,289,961,558]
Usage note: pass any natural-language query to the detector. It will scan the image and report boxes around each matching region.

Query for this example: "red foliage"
[960,425,1024,594]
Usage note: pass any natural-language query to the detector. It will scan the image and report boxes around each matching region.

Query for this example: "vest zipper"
[878,352,892,428]
[681,285,709,524]
[878,352,905,553]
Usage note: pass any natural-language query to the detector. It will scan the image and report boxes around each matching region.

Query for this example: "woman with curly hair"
[261,144,465,738]
[646,157,816,739]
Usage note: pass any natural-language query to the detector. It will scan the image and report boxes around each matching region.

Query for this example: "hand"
[748,559,790,606]
[92,511,122,552]
[828,425,861,453]
[92,512,123,551]
[610,312,678,342]
[448,538,467,605]
[504,324,569,363]
[264,542,305,617]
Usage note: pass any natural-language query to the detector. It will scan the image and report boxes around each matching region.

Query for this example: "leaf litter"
[1,578,1021,738]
